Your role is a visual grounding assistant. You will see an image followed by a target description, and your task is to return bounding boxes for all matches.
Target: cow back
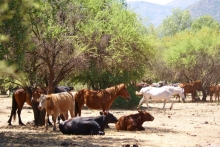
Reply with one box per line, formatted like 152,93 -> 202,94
55,92 -> 75,113
115,111 -> 154,131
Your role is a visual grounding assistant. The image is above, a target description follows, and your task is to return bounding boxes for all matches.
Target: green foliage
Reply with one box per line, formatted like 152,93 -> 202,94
163,25 -> 220,81
71,0 -> 154,88
0,0 -> 13,42
0,0 -> 39,65
111,85 -> 140,109
191,15 -> 220,31
159,8 -> 192,37
0,61 -> 30,87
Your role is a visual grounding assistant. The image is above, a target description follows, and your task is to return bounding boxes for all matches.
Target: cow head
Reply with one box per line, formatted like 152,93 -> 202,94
100,111 -> 118,124
178,87 -> 186,101
193,80 -> 203,91
38,94 -> 54,111
138,110 -> 154,122
117,83 -> 131,101
38,94 -> 47,110
31,87 -> 47,103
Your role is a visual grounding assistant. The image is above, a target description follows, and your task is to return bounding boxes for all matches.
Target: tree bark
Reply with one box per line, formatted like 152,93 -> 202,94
31,101 -> 46,126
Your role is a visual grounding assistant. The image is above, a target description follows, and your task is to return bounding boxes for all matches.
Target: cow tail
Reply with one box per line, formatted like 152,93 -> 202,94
75,101 -> 79,116
11,92 -> 17,120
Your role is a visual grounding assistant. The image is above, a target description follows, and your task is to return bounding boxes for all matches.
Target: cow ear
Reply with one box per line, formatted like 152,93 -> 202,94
46,95 -> 51,100
138,110 -> 142,113
103,111 -> 108,116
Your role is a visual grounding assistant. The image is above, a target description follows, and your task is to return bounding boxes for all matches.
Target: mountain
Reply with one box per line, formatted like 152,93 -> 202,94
126,1 -> 174,27
186,0 -> 220,22
166,0 -> 200,9
126,0 -> 200,27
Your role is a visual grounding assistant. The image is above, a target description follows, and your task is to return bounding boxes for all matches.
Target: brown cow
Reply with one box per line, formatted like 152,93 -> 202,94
207,84 -> 220,102
38,91 -> 76,131
179,80 -> 203,101
115,110 -> 154,131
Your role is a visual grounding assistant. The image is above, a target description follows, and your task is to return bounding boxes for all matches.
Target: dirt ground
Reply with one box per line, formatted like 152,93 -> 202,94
0,95 -> 220,147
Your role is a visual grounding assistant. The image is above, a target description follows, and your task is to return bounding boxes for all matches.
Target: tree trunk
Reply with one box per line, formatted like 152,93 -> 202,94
32,81 -> 56,126
31,101 -> 46,126
201,89 -> 207,101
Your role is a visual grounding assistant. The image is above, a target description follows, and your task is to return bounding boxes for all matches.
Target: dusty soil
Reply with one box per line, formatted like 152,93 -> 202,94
0,95 -> 220,147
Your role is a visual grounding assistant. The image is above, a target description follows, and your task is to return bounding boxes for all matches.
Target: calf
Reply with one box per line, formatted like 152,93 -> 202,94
115,110 -> 154,131
38,92 -> 76,131
59,112 -> 118,135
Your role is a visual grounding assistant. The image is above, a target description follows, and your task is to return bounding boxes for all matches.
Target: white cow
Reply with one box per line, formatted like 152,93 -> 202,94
136,86 -> 185,110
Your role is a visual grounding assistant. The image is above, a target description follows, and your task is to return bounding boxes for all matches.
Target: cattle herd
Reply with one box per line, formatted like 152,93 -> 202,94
7,80 -> 220,136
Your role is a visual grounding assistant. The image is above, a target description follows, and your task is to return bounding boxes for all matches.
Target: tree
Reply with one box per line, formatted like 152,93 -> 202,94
27,0 -> 154,113
191,15 -> 220,31
159,8 -> 192,37
29,0 -> 154,91
70,0 -> 154,89
163,27 -> 220,100
0,0 -> 39,65
29,0 -> 87,93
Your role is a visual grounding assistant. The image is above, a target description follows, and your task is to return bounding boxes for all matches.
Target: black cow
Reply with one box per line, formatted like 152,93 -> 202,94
59,112 -> 118,135
54,86 -> 74,93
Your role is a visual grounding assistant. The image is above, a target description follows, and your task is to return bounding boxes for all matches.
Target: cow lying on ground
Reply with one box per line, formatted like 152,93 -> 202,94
59,112 -> 118,135
115,110 -> 154,131
38,92 -> 76,131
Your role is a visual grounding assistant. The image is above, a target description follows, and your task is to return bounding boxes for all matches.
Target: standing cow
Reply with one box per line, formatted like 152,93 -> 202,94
38,92 -> 76,131
206,84 -> 220,102
179,80 -> 205,101
115,110 -> 154,131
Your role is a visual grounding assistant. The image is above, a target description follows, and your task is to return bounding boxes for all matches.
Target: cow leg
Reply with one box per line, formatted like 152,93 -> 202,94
63,112 -> 68,120
137,97 -> 145,109
45,113 -> 49,131
210,95 -> 213,102
127,125 -> 137,131
191,92 -> 195,102
8,107 -> 17,125
57,115 -> 60,124
169,99 -> 174,110
76,104 -> 83,116
52,114 -> 58,131
58,113 -> 66,123
17,109 -> 25,125
7,115 -> 13,126
145,97 -> 150,109
47,117 -> 52,126
69,110 -> 74,118
138,126 -> 145,130
163,99 -> 167,109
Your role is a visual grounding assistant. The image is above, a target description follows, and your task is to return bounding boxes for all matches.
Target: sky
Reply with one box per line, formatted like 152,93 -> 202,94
126,0 -> 174,5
